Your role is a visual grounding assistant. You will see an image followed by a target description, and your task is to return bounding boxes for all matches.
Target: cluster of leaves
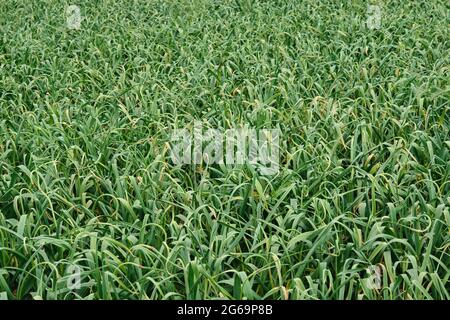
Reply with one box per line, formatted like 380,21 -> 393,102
0,0 -> 448,299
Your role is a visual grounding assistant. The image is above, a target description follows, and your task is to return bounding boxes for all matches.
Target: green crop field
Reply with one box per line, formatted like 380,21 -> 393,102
0,0 -> 449,300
